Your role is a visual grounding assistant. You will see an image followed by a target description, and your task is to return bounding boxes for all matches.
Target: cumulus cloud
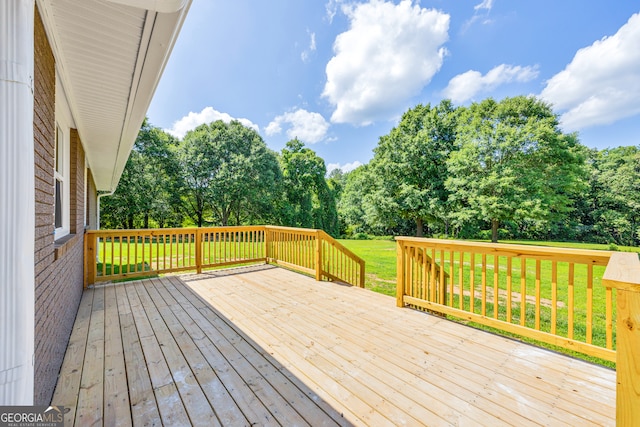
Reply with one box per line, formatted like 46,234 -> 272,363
166,107 -> 259,139
540,13 -> 640,131
322,0 -> 449,125
326,161 -> 363,174
442,64 -> 539,103
265,108 -> 330,144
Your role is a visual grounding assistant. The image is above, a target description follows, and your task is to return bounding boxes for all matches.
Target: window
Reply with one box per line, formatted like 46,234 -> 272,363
54,74 -> 71,240
54,126 -> 64,229
84,165 -> 88,228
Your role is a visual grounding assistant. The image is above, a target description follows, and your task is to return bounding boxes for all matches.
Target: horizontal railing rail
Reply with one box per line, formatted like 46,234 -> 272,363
395,237 -> 616,362
85,225 -> 365,289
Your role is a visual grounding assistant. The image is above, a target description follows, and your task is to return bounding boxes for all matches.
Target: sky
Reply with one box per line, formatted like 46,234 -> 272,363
147,0 -> 640,174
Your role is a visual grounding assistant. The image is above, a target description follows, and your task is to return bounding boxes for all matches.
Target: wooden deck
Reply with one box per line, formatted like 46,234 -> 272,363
52,264 -> 616,426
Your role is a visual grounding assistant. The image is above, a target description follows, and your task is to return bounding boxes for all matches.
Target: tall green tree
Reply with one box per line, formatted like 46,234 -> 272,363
135,121 -> 183,228
279,139 -> 339,236
101,119 -> 182,228
446,96 -> 585,242
337,165 -> 403,236
591,146 -> 640,245
178,120 -> 282,226
366,100 -> 459,236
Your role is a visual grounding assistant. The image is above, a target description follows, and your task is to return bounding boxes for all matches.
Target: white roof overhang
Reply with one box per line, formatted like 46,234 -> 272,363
36,0 -> 191,191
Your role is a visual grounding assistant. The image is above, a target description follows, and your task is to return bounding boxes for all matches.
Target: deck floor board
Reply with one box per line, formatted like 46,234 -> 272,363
52,264 -> 615,426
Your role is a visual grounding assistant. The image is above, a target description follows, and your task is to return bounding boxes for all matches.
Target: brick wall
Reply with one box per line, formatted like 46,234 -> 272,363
33,7 -> 85,405
69,129 -> 85,233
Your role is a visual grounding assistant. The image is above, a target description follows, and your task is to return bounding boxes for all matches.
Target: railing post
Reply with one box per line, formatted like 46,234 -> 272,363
396,239 -> 405,307
84,232 -> 96,288
602,252 -> 640,426
359,259 -> 365,288
315,230 -> 322,281
264,226 -> 271,263
195,228 -> 202,274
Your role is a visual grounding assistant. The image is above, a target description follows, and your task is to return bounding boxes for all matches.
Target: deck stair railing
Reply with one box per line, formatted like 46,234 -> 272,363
84,225 -> 364,289
396,237 -> 640,424
396,237 -> 615,361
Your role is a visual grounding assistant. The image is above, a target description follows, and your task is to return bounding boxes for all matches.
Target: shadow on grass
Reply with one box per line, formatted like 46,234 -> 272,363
96,262 -> 158,283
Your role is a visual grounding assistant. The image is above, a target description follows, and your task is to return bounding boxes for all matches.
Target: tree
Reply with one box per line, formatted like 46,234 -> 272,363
100,119 -> 182,228
366,100 -> 459,236
279,139 -> 339,236
446,96 -> 584,242
178,120 -> 282,226
592,146 -> 640,245
134,121 -> 183,228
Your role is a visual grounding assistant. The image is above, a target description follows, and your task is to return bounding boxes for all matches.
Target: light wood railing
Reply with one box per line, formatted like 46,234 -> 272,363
318,230 -> 366,287
602,252 -> 640,424
395,237 -> 616,362
263,226 -> 365,286
85,226 -> 365,288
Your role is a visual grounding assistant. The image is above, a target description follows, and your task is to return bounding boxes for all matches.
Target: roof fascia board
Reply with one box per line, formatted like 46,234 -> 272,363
103,0 -> 188,14
36,0 -> 192,192
107,3 -> 191,191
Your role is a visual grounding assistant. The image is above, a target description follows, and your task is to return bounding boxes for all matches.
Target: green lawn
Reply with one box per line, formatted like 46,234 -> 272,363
338,239 -> 397,295
95,237 -> 265,279
95,234 -> 635,366
339,237 -> 639,367
482,239 -> 640,253
339,238 -> 640,296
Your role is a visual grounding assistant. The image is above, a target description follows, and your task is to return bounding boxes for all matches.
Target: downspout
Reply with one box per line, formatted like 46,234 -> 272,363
0,0 -> 35,404
96,191 -> 115,231
96,191 -> 114,264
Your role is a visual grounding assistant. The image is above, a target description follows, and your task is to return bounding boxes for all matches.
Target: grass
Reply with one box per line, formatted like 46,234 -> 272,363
486,239 -> 640,253
338,239 -> 397,296
339,237 -> 640,368
95,233 -> 635,367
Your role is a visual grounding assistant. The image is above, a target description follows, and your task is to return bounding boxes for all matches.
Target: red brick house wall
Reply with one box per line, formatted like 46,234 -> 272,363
33,7 -> 86,405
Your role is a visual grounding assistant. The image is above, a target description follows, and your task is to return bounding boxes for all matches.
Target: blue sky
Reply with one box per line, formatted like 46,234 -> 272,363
147,0 -> 640,174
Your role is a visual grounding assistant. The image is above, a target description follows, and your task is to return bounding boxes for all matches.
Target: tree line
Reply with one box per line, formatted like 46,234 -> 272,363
101,119 -> 340,236
337,96 -> 640,245
102,95 -> 640,246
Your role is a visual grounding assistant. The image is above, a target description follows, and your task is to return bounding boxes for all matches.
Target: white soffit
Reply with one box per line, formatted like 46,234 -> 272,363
37,0 -> 190,191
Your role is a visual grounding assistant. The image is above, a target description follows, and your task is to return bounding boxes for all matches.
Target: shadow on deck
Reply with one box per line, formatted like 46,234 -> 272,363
52,264 -> 615,426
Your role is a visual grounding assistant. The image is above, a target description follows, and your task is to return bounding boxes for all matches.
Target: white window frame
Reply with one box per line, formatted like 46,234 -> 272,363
54,74 -> 71,241
84,163 -> 88,228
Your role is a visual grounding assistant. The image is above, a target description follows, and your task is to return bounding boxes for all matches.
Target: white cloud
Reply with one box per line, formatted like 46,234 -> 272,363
266,108 -> 330,144
540,13 -> 640,131
325,0 -> 343,24
327,161 -> 363,174
322,0 -> 449,125
301,31 -> 317,63
474,0 -> 494,12
443,64 -> 539,103
166,107 -> 259,139
462,0 -> 495,32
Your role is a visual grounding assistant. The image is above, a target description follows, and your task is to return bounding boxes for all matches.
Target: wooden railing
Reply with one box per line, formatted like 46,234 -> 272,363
395,237 -> 616,362
602,252 -> 640,423
85,225 -> 365,288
